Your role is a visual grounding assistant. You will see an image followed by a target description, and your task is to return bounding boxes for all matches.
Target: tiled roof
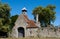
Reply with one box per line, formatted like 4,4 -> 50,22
23,14 -> 38,28
26,20 -> 38,28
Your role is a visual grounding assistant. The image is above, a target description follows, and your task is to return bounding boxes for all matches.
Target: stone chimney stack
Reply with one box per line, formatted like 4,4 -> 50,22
36,14 -> 41,28
36,14 -> 38,23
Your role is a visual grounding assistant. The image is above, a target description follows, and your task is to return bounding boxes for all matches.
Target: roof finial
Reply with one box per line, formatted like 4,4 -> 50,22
22,7 -> 27,10
22,7 -> 27,12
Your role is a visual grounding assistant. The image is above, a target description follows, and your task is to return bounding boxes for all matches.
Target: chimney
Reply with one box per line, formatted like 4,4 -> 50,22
36,14 -> 38,23
36,14 -> 41,28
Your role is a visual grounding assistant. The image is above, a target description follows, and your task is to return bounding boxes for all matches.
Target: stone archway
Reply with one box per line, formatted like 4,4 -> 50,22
18,27 -> 25,37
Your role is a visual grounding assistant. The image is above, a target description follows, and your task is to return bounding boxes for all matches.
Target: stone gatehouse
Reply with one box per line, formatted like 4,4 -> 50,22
11,7 -> 40,38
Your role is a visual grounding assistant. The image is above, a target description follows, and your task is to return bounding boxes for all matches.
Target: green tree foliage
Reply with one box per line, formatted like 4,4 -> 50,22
46,5 -> 56,25
0,3 -> 10,18
32,6 -> 43,22
0,3 -> 10,32
10,15 -> 18,30
0,3 -> 18,37
32,5 -> 56,27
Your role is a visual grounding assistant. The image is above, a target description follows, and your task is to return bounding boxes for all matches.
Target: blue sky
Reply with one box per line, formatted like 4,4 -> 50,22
1,0 -> 60,26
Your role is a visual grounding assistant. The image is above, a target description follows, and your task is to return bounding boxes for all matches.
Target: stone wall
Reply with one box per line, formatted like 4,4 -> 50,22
38,27 -> 60,37
26,28 -> 38,37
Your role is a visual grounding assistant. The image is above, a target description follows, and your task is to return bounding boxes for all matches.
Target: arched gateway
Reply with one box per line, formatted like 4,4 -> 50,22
18,27 -> 25,37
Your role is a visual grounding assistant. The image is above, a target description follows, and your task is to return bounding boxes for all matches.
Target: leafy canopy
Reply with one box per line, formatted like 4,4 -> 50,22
0,3 -> 10,32
32,5 -> 56,27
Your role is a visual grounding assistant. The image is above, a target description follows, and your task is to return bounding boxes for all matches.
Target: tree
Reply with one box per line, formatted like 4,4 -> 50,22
0,2 -> 10,37
32,5 -> 56,27
10,15 -> 18,30
0,3 -> 10,25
